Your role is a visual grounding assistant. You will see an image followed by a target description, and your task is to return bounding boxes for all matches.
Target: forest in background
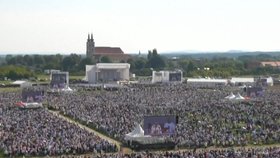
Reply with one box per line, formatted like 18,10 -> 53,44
1,50 -> 280,80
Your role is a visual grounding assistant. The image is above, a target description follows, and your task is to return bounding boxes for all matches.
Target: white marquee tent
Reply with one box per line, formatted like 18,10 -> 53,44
235,93 -> 245,100
225,92 -> 236,100
225,92 -> 245,100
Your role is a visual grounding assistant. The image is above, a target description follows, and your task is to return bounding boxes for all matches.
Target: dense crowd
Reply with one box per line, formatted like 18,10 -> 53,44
45,147 -> 280,158
1,82 -> 280,157
0,92 -> 117,157
48,84 -> 280,148
101,147 -> 280,158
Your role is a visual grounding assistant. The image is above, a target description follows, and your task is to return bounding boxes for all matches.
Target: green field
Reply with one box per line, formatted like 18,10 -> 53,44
37,74 -> 84,80
0,87 -> 21,92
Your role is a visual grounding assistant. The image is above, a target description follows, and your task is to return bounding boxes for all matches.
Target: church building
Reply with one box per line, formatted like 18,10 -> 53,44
86,34 -> 131,63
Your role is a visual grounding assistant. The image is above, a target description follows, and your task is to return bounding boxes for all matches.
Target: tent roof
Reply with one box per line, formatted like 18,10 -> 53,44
12,80 -> 28,85
187,78 -> 227,83
125,124 -> 144,138
231,77 -> 254,83
235,93 -> 245,100
225,92 -> 236,99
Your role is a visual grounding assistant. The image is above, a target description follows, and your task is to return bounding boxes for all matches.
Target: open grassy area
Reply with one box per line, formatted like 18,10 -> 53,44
0,80 -> 12,84
0,87 -> 21,92
36,74 -> 84,80
36,74 -> 50,81
0,149 -> 5,157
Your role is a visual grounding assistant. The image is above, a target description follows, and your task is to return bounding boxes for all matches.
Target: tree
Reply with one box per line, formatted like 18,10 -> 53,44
78,57 -> 94,71
61,54 -> 81,72
152,48 -> 158,56
127,58 -> 135,70
34,55 -> 45,66
187,61 -> 195,72
134,58 -> 147,69
23,55 -> 34,66
147,50 -> 152,60
0,65 -> 34,80
147,49 -> 165,69
149,55 -> 165,69
100,56 -> 112,63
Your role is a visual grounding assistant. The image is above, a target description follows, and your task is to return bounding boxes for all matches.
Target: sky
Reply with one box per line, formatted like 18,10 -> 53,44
0,0 -> 280,54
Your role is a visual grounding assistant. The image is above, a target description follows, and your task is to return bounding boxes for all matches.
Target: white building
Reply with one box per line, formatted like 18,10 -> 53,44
50,71 -> 69,89
85,63 -> 130,84
230,77 -> 255,86
152,70 -> 183,83
187,78 -> 228,86
12,80 -> 32,88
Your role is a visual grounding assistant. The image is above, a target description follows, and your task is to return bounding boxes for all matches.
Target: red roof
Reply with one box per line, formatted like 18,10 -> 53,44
260,61 -> 280,67
94,53 -> 131,61
95,47 -> 124,54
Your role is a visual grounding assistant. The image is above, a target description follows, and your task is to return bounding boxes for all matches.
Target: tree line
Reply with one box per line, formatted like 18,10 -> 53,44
1,51 -> 280,80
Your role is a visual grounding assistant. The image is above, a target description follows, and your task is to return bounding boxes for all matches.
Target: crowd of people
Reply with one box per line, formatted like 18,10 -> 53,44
36,147 -> 280,158
1,82 -> 280,157
47,84 -> 280,149
101,147 -> 280,158
0,92 -> 117,157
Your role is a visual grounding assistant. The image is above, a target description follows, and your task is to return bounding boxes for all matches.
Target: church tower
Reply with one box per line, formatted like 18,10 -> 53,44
86,33 -> 95,59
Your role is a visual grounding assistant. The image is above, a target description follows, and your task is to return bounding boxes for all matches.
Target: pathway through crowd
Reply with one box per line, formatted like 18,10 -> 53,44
47,109 -> 132,154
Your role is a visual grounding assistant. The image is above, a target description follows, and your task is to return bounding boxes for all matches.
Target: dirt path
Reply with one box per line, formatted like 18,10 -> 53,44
47,109 -> 280,157
47,109 -> 129,152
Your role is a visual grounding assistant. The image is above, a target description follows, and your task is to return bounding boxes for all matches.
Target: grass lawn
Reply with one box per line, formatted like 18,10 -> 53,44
0,87 -> 21,92
36,74 -> 50,81
0,80 -> 11,84
69,75 -> 84,80
0,151 -> 4,158
36,74 -> 84,80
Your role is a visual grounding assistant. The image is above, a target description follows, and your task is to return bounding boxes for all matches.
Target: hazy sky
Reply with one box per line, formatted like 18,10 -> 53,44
0,0 -> 280,54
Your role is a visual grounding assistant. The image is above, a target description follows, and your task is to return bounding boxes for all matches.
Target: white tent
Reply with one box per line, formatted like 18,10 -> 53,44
125,124 -> 145,139
225,92 -> 236,100
61,87 -> 73,92
125,124 -> 169,144
234,93 -> 245,100
12,80 -> 32,88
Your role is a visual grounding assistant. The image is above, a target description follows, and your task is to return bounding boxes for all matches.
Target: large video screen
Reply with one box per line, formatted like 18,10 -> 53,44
22,89 -> 44,103
246,87 -> 264,97
144,115 -> 177,136
50,73 -> 67,89
260,79 -> 268,87
169,72 -> 181,82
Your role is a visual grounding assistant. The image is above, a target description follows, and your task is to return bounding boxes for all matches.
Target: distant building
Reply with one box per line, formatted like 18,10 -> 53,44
152,70 -> 183,83
246,61 -> 261,69
44,69 -> 60,75
246,61 -> 280,69
12,80 -> 32,88
86,34 -> 131,63
230,77 -> 255,86
186,78 -> 228,87
260,61 -> 280,68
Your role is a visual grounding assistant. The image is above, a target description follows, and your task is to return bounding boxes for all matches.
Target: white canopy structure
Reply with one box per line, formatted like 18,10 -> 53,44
187,78 -> 228,86
61,87 -> 73,92
225,92 -> 236,100
86,63 -> 130,84
16,101 -> 43,109
230,77 -> 255,86
125,124 -> 145,139
12,80 -> 32,88
234,93 -> 245,100
125,124 -> 172,145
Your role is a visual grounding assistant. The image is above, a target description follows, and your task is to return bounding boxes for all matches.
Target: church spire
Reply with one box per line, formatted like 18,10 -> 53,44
88,33 -> 90,42
91,33 -> 93,42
